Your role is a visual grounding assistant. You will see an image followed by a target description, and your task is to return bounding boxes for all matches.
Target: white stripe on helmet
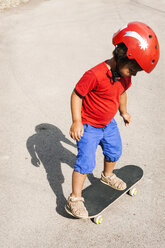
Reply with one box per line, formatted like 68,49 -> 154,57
124,31 -> 148,50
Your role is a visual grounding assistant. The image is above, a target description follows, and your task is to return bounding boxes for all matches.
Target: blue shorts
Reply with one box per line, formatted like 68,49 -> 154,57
74,118 -> 122,174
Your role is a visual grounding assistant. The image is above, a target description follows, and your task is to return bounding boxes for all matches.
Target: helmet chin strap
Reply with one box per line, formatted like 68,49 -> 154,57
110,65 -> 122,83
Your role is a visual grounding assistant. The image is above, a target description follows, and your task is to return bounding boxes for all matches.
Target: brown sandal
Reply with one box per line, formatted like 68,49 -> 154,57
65,195 -> 88,218
101,172 -> 127,190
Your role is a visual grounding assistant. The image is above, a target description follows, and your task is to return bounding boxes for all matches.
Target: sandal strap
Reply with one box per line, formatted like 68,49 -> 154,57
68,196 -> 85,202
102,172 -> 116,180
108,173 -> 117,180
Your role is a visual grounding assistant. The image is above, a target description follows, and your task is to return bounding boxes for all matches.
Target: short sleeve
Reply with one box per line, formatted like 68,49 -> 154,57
75,70 -> 98,97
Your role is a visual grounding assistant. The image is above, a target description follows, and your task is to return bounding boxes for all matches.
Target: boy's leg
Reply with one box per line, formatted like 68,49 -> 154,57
100,119 -> 126,190
71,170 -> 87,197
66,124 -> 102,218
102,159 -> 126,190
103,159 -> 116,177
66,170 -> 88,218
72,124 -> 102,193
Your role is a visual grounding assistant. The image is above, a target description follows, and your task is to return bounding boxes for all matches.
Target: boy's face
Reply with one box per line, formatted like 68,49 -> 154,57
119,64 -> 138,77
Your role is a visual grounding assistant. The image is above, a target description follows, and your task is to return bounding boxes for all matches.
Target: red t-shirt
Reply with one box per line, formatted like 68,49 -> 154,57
75,61 -> 132,127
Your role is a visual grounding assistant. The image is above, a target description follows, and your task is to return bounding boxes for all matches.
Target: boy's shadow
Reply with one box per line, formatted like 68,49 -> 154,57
26,123 -> 97,216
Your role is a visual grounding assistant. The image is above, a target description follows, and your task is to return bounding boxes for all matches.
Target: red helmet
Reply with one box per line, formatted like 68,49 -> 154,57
112,22 -> 160,73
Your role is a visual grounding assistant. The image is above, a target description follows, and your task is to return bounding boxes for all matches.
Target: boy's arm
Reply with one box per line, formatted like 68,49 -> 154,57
69,90 -> 84,141
119,91 -> 131,126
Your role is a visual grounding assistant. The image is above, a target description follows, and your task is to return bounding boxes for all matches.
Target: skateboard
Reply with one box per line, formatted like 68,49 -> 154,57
65,165 -> 143,224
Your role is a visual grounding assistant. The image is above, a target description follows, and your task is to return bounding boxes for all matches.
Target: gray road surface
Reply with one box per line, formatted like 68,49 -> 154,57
0,0 -> 165,247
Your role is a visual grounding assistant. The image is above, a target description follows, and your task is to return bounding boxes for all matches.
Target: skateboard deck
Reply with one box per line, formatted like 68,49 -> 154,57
65,165 -> 143,222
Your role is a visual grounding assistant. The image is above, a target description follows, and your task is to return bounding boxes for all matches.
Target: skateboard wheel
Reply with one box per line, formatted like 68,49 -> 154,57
93,215 -> 103,224
128,187 -> 137,196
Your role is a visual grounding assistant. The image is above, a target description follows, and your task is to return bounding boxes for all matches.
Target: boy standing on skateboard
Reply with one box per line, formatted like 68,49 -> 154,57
65,22 -> 159,218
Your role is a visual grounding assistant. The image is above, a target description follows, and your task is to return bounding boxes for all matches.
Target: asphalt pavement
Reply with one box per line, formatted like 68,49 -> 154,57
0,0 -> 165,247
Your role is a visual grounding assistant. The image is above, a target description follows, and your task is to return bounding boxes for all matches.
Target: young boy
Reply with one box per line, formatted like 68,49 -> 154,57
65,22 -> 160,218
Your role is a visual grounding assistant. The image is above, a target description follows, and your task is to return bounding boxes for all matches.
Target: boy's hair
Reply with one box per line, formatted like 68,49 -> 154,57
113,43 -> 143,72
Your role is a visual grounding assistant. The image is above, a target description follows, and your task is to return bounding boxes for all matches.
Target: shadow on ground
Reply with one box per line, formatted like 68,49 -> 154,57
26,123 -> 98,217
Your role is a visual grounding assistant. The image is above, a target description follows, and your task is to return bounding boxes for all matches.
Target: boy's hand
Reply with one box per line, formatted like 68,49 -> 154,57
69,121 -> 84,141
121,112 -> 131,126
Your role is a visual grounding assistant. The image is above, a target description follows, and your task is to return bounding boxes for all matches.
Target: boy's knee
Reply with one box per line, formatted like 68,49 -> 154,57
74,154 -> 96,174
